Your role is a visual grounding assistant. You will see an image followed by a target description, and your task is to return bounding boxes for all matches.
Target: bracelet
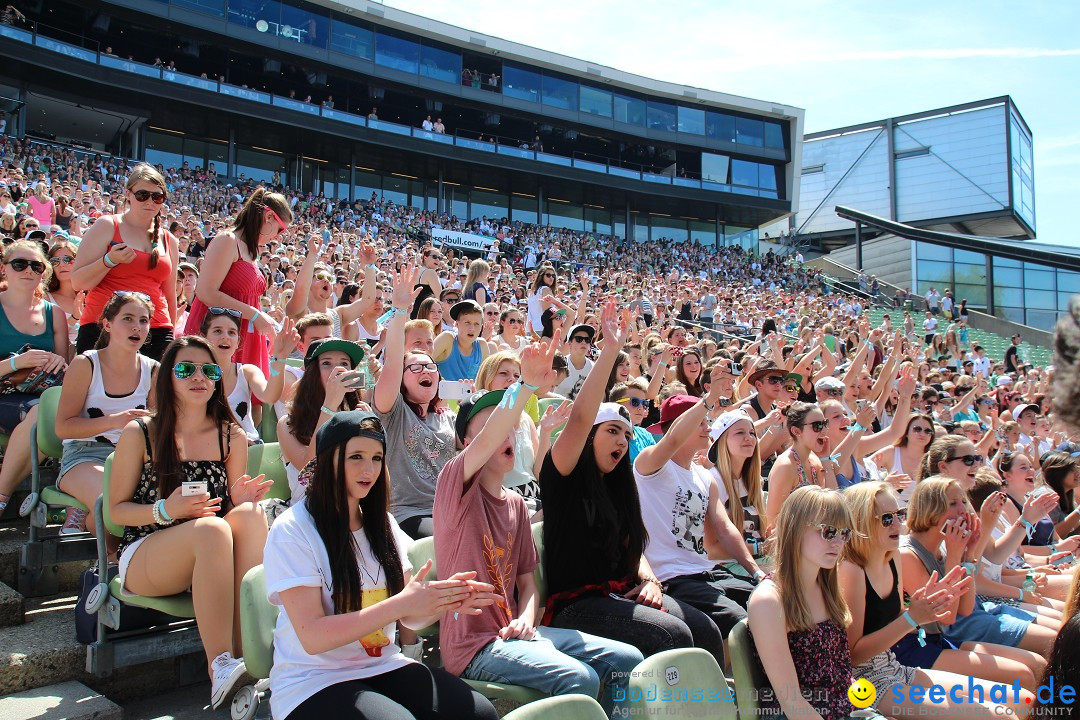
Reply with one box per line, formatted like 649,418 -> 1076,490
902,610 -> 926,647
8,356 -> 16,373
1017,518 -> 1035,538
248,310 -> 263,334
152,499 -> 174,526
376,306 -> 407,325
752,569 -> 766,584
641,576 -> 663,589
269,356 -> 284,378
158,498 -> 173,523
102,253 -> 117,268
657,361 -> 668,368
365,263 -> 377,271
960,561 -> 977,576
703,398 -> 716,412
1017,588 -> 1025,602
850,422 -> 867,432
320,405 -> 337,416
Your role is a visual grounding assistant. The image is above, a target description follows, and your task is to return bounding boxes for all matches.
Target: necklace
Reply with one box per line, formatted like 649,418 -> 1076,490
791,447 -> 819,487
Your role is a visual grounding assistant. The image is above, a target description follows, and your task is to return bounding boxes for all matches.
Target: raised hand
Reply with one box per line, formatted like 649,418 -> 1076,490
391,263 -> 422,310
539,400 -> 573,434
271,316 -> 301,358
359,241 -> 377,267
520,330 -> 563,390
230,473 -> 273,505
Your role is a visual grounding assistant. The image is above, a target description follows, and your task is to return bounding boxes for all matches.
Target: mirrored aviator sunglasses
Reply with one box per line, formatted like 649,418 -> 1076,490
815,523 -> 852,543
880,509 -> 907,528
173,361 -> 222,382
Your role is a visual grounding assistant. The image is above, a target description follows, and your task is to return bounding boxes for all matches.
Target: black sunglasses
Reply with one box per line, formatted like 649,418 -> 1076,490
405,362 -> 438,374
209,307 -> 243,318
131,189 -> 167,204
571,336 -> 592,344
804,419 -> 829,432
7,258 -> 46,274
763,375 -> 785,385
948,454 -> 984,466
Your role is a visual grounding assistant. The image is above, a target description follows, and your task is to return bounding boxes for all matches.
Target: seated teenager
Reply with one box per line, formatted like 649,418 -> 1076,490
55,292 -> 157,539
839,482 -> 1037,712
634,395 -> 766,667
373,265 -> 456,540
539,301 -> 722,661
264,410 -> 499,720
201,307 -> 299,443
274,312 -> 333,420
433,299 -> 491,382
109,336 -> 270,709
435,335 -> 642,714
278,338 -> 364,503
765,402 -> 836,533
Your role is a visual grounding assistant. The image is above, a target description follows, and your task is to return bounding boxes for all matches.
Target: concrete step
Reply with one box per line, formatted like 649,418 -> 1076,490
0,592 -> 86,697
0,579 -> 24,626
0,681 -> 121,720
0,517 -> 91,595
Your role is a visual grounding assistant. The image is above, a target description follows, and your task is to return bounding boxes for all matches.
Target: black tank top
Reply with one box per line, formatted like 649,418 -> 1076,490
863,559 -> 901,636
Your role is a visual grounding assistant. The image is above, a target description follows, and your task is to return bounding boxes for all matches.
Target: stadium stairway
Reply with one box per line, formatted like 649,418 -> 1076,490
863,307 -> 1051,367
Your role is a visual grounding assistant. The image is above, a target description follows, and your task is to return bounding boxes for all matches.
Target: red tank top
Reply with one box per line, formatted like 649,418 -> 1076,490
81,215 -> 174,328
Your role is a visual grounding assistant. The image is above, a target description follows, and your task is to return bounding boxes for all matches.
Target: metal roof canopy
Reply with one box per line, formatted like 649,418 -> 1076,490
834,205 -> 1080,273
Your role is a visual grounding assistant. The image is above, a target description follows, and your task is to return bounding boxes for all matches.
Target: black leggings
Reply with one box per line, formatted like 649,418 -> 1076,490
286,663 -> 498,720
76,324 -> 173,360
399,515 -> 434,540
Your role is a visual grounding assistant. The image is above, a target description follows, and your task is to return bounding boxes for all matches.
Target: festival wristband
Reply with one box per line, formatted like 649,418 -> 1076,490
320,405 -> 337,416
158,498 -> 173,523
102,253 -> 117,268
1017,588 -> 1025,602
902,610 -> 926,647
8,356 -> 17,373
376,306 -> 407,325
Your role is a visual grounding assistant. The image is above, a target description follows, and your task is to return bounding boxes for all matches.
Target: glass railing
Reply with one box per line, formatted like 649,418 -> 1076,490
1,23 -> 783,199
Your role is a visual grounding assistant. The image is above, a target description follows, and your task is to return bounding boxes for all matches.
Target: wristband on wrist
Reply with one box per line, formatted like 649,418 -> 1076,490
902,610 -> 926,647
158,499 -> 173,522
320,405 -> 337,416
102,253 -> 117,268
152,499 -> 173,526
1017,588 -> 1025,602
657,360 -> 668,368
8,356 -> 17,373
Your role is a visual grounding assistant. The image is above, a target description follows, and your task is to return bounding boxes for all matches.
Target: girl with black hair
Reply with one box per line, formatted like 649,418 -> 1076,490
182,186 -> 292,375
539,301 -> 718,659
109,336 -> 271,709
55,292 -> 156,539
264,410 -> 499,720
71,163 -> 178,359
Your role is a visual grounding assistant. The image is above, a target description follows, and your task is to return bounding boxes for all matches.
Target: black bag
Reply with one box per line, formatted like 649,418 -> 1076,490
74,564 -> 176,644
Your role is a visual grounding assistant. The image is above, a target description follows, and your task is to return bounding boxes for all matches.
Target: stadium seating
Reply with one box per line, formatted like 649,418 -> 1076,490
624,648 -> 737,720
500,695 -> 608,720
233,565 -> 274,720
18,386 -> 95,597
247,442 -> 289,502
728,618 -> 768,720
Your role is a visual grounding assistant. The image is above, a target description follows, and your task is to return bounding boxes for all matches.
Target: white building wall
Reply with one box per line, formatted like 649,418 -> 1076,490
796,128 -> 890,235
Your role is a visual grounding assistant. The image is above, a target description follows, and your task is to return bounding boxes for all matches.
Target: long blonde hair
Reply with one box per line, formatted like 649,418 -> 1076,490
772,485 -> 852,632
475,350 -> 520,391
907,476 -> 966,533
708,418 -> 764,528
842,482 -> 894,567
464,259 -> 490,296
1,240 -> 53,300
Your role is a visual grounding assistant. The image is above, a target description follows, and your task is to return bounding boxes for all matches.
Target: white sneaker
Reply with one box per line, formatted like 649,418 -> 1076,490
209,651 -> 247,709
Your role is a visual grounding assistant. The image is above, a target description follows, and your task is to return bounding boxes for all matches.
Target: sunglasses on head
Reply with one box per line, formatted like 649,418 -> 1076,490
130,189 -> 167,204
616,397 -> 653,410
173,361 -> 222,381
209,306 -> 243,318
115,290 -> 152,303
405,362 -> 438,374
804,419 -> 829,432
814,523 -> 852,543
7,258 -> 46,274
880,508 -> 907,528
948,453 -> 984,466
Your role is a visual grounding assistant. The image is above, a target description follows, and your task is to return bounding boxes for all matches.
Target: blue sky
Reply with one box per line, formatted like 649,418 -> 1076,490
386,0 -> 1079,246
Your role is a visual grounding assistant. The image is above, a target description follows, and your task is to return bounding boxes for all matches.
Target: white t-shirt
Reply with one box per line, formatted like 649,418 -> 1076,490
692,464 -> 763,554
634,459 -> 714,582
264,501 -> 415,719
555,355 -> 593,400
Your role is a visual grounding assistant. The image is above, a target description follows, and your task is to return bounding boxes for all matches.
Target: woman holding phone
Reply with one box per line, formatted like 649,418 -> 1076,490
277,339 -> 365,503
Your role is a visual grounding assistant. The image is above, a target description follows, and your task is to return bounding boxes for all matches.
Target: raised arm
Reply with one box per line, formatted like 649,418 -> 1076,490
285,234 -> 320,319
335,243 -> 379,325
550,301 -> 626,476
373,263 -> 422,415
636,379 -> 722,476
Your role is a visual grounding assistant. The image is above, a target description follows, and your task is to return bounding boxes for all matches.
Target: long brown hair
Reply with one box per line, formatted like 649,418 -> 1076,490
306,416 -> 405,614
232,187 -> 292,260
286,357 -> 360,446
150,337 -> 239,498
94,292 -> 154,350
125,163 -> 168,270
708,417 -> 764,527
46,240 -> 76,293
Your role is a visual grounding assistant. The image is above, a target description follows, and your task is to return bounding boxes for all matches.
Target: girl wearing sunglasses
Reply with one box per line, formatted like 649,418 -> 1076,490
46,240 -> 81,347
873,412 -> 937,508
72,164 -> 177,361
841,483 -> 1037,715
903,478 -> 1055,672
109,336 -> 271,710
53,292 -> 156,541
200,308 -> 299,444
494,308 -> 527,356
373,265 -> 456,540
765,402 -> 836,534
183,187 -> 293,376
746,486 -> 859,720
285,242 -> 377,340
0,240 -> 70,516
526,263 -> 556,338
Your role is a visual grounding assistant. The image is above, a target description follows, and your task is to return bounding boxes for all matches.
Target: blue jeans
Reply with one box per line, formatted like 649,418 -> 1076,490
462,626 -> 642,716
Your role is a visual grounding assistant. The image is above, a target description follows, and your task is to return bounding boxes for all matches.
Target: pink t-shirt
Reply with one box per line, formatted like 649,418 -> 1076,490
433,452 -> 537,676
26,195 -> 54,226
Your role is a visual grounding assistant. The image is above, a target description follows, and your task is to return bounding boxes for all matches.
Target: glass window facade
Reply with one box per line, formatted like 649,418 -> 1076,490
735,117 -> 764,147
542,73 -> 578,111
915,242 -> 1074,330
330,17 -> 373,59
647,101 -> 676,132
614,93 -> 646,126
420,41 -> 460,83
374,29 -> 419,74
1010,109 -> 1035,230
511,194 -> 537,225
677,106 -> 705,135
764,121 -> 785,149
227,0 -> 280,30
279,0 -> 328,48
173,0 -> 224,16
503,63 -> 541,103
580,85 -> 612,118
707,112 -> 736,143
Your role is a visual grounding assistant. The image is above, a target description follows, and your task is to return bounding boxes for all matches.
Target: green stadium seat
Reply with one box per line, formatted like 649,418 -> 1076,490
499,695 -> 607,720
232,565 -> 274,720
247,442 -> 289,502
729,619 -> 768,720
625,648 -> 737,720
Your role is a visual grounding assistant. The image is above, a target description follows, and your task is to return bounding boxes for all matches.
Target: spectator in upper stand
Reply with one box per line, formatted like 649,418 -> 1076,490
926,286 -> 941,315
433,117 -> 446,134
531,135 -> 543,152
421,115 -> 434,132
1005,333 -> 1022,375
367,107 -> 378,120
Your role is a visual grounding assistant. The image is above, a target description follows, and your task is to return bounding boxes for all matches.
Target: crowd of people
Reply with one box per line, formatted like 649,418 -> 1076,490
1,134 -> 1078,720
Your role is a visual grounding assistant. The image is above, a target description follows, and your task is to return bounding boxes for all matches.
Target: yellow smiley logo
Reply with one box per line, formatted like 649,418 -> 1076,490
848,678 -> 877,709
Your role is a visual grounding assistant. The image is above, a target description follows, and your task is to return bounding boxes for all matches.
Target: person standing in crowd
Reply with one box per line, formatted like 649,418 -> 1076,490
184,187 -> 292,375
72,163 -> 178,359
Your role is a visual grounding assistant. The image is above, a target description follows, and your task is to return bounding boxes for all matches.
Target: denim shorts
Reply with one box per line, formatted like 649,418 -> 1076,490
59,440 -> 115,479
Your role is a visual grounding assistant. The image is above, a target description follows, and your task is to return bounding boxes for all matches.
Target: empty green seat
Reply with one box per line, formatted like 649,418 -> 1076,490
500,695 -> 607,720
247,442 -> 289,502
626,648 -> 736,720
